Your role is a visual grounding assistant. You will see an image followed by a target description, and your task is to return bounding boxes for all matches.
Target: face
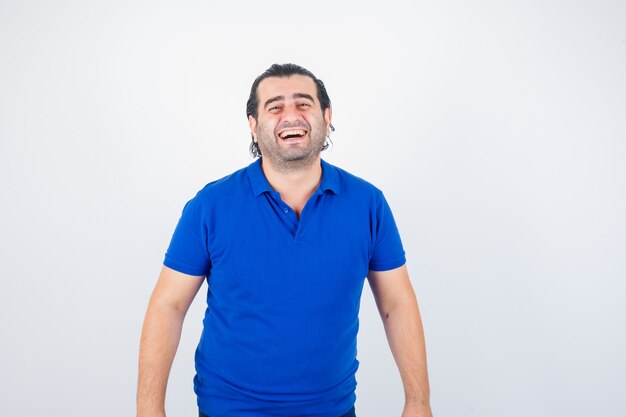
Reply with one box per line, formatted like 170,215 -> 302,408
249,75 -> 332,171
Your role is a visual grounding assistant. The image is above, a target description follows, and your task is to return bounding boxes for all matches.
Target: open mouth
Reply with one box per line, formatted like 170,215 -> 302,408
278,129 -> 308,140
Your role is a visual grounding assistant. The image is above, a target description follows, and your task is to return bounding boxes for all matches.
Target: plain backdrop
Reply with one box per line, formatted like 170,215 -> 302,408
1,1 -> 625,416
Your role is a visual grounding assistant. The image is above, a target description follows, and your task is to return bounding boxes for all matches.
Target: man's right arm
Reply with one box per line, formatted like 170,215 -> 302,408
137,265 -> 205,417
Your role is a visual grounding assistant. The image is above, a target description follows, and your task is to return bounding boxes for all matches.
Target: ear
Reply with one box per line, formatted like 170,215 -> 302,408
248,115 -> 258,141
324,108 -> 332,135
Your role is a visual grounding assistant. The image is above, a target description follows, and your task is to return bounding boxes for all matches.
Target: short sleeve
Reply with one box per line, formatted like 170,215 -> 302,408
368,192 -> 406,271
163,196 -> 211,276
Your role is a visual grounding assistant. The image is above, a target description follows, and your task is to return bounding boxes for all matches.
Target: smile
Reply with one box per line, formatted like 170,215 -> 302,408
278,129 -> 308,140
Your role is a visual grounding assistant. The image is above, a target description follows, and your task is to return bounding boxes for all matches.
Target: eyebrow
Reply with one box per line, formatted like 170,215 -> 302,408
263,93 -> 315,109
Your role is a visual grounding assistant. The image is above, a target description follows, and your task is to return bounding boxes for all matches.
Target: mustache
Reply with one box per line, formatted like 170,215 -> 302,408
275,121 -> 311,133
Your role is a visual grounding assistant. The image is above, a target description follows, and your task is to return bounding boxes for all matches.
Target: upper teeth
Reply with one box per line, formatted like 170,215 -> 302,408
279,130 -> 306,138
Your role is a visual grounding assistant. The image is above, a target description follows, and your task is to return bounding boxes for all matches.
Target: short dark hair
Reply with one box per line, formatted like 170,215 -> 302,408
246,63 -> 333,157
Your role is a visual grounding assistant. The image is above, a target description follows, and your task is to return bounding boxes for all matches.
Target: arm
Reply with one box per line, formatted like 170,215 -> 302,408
367,264 -> 433,417
137,265 -> 205,417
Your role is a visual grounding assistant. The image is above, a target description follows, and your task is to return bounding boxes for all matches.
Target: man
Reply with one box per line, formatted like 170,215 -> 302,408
137,63 -> 432,417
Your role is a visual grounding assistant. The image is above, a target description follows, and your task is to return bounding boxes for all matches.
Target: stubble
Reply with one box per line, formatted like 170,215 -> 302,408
255,119 -> 327,173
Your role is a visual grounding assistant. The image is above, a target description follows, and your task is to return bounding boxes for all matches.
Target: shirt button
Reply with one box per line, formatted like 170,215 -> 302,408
283,207 -> 289,213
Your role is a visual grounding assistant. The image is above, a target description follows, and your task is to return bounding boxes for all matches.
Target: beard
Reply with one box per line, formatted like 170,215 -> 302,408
255,118 -> 327,172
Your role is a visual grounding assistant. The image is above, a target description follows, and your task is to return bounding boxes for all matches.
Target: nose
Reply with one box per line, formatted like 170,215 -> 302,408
281,101 -> 303,123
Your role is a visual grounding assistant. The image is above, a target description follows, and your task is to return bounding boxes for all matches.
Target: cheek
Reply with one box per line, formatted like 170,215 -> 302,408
261,118 -> 279,132
259,122 -> 278,138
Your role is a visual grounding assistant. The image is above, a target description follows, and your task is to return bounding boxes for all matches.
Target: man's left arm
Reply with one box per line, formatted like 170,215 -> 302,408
367,264 -> 433,417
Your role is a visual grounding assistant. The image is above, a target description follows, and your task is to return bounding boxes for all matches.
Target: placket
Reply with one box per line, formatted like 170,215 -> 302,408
265,191 -> 300,239
264,190 -> 323,241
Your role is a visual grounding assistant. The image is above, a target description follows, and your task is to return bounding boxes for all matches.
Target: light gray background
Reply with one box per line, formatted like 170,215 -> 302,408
1,1 -> 625,416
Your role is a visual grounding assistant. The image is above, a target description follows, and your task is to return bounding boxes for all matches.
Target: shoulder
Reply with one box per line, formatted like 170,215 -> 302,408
199,166 -> 248,196
184,164 -> 251,210
323,160 -> 385,201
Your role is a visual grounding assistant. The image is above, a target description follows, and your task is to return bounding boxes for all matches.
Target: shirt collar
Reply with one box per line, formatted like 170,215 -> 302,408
247,158 -> 341,197
318,159 -> 340,195
247,158 -> 273,197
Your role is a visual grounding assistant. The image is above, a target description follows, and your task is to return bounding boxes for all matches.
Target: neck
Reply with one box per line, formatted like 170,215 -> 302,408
261,157 -> 322,213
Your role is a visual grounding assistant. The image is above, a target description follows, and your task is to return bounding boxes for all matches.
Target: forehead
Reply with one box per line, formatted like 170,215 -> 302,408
256,75 -> 318,102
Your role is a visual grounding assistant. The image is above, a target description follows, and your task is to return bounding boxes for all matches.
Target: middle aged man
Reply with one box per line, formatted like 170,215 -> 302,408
137,63 -> 432,417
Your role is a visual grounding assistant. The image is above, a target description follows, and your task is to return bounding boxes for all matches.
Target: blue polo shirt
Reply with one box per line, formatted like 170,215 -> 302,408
164,158 -> 406,417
